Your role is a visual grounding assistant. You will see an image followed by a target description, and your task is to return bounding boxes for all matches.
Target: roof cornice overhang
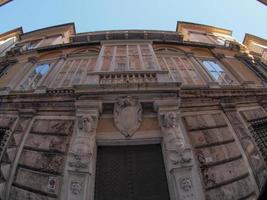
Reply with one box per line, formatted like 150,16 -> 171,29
34,40 -> 220,53
176,21 -> 232,36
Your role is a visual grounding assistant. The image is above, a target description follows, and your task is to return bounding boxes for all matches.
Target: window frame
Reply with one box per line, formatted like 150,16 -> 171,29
199,58 -> 236,85
188,31 -> 226,46
49,51 -> 99,88
97,42 -> 160,72
17,59 -> 55,90
155,48 -> 206,85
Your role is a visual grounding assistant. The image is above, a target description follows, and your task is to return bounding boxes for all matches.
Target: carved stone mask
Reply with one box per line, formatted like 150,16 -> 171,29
179,177 -> 192,192
70,181 -> 82,195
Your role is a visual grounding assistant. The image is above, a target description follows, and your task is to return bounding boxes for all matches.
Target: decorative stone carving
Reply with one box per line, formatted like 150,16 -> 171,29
159,112 -> 192,170
47,177 -> 57,193
77,115 -> 95,134
68,114 -> 97,173
68,153 -> 88,169
114,96 -> 142,137
61,101 -> 102,200
70,180 -> 83,195
179,176 -> 193,192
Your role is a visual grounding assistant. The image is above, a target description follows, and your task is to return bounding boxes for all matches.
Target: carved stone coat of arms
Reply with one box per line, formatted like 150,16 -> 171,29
114,96 -> 142,137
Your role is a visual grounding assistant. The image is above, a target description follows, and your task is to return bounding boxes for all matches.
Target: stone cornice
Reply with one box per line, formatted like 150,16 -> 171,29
180,87 -> 267,98
1,85 -> 267,101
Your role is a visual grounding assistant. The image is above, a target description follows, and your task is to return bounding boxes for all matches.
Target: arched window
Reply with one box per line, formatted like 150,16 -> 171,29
17,61 -> 54,90
155,48 -> 205,85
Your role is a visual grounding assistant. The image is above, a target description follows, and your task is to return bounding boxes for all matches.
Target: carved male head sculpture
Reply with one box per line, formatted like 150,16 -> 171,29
161,112 -> 178,128
179,177 -> 192,192
77,115 -> 94,133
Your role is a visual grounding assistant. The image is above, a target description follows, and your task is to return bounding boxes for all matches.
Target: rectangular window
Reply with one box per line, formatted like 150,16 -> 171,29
189,31 -> 226,45
99,44 -> 158,71
0,37 -> 16,56
51,57 -> 97,88
25,40 -> 41,50
249,118 -> 267,161
202,60 -> 233,85
19,63 -> 50,90
157,54 -> 205,85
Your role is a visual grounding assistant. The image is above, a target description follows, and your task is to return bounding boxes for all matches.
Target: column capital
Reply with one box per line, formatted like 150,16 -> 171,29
153,99 -> 180,114
75,100 -> 102,116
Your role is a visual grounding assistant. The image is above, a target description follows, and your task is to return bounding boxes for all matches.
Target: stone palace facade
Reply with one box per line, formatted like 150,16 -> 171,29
0,21 -> 267,200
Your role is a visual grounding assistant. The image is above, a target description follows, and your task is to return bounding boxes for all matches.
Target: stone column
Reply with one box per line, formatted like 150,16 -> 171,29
61,100 -> 102,200
154,99 -> 204,200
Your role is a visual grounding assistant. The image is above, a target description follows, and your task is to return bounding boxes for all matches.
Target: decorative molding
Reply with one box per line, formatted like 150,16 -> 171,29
154,99 -> 204,200
70,180 -> 83,195
114,96 -> 142,137
61,101 -> 102,200
179,176 -> 193,192
159,111 -> 192,170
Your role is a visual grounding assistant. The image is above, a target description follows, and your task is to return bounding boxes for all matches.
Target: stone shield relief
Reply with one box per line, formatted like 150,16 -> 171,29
114,96 -> 142,137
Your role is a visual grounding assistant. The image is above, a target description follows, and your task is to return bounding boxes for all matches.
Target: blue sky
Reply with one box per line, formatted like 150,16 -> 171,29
0,0 -> 266,42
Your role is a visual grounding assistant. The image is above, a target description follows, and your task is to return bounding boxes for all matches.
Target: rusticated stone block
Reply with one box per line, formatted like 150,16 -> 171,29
0,116 -> 16,128
15,167 -> 61,195
196,142 -> 241,165
10,186 -> 56,200
19,150 -> 64,173
25,134 -> 69,152
31,119 -> 74,135
184,113 -> 226,131
202,158 -> 248,188
190,127 -> 234,147
206,176 -> 255,200
241,108 -> 267,122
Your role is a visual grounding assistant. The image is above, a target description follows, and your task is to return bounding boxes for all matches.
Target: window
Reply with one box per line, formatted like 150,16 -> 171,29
189,31 -> 226,46
99,44 -> 158,71
202,60 -> 233,85
25,40 -> 41,50
249,118 -> 267,161
19,63 -> 50,90
0,64 -> 10,78
0,37 -> 16,56
51,54 -> 98,88
156,49 -> 205,85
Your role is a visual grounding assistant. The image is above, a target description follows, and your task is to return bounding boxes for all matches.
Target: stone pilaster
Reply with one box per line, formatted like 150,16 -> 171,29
221,101 -> 267,193
154,99 -> 204,200
4,109 -> 36,200
60,100 -> 102,200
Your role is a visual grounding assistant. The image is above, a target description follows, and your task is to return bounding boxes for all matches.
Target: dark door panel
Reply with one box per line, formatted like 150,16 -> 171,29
94,144 -> 170,200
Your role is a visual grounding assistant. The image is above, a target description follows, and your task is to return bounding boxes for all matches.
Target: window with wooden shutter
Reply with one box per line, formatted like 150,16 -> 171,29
18,63 -> 51,90
156,48 -> 205,85
50,50 -> 99,88
98,43 -> 158,71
